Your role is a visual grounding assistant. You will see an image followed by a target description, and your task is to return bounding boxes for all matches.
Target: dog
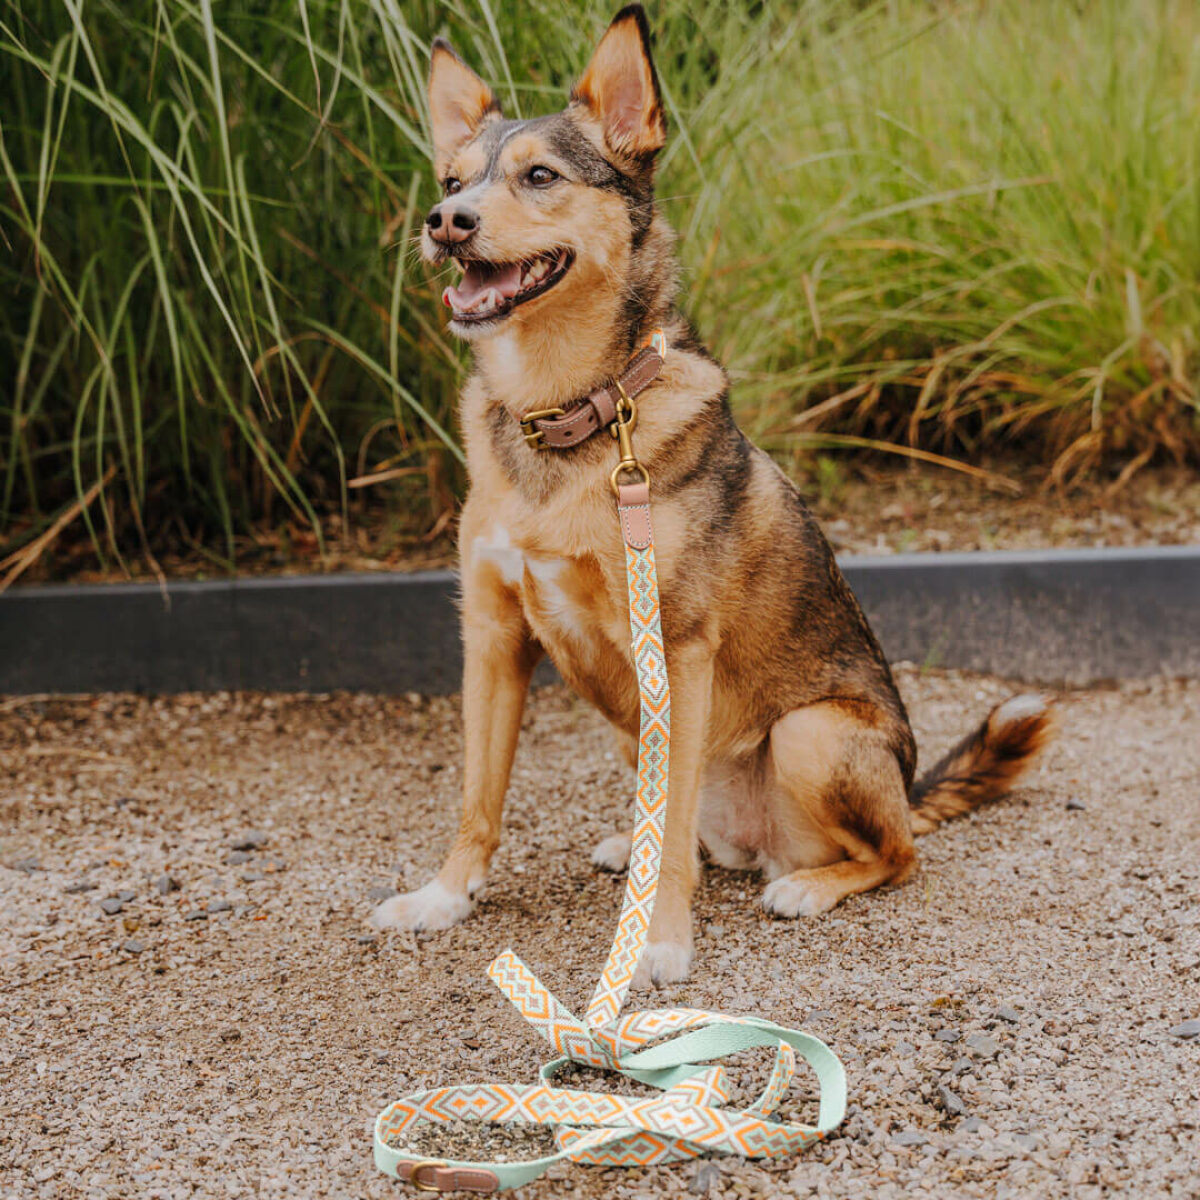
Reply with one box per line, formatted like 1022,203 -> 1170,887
371,5 -> 1054,985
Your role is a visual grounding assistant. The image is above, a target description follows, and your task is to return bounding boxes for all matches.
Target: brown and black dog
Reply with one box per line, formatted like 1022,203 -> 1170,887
371,6 -> 1054,985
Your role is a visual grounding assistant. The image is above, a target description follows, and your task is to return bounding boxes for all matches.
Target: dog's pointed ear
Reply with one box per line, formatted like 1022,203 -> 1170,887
428,37 -> 500,168
571,5 -> 666,159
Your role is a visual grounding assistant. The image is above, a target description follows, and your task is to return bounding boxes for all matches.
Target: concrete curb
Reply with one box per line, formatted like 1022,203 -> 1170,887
2,546 -> 1197,694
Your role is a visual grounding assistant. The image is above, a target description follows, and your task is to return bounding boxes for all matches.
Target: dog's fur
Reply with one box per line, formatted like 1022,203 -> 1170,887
372,6 -> 1054,984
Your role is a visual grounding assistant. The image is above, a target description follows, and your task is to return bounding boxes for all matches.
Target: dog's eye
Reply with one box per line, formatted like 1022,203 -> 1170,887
527,166 -> 559,187
443,177 -> 462,196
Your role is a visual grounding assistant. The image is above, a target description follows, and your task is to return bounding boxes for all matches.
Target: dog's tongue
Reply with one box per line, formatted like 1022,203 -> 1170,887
443,261 -> 522,312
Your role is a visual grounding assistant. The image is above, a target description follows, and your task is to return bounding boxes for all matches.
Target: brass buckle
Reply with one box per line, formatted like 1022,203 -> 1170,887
409,1159 -> 447,1191
519,407 -> 564,449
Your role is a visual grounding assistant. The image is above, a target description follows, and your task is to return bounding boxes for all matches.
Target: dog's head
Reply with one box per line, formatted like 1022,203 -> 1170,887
422,5 -> 668,345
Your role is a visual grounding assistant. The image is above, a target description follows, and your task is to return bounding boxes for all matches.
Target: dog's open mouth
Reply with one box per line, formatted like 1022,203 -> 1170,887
442,248 -> 574,324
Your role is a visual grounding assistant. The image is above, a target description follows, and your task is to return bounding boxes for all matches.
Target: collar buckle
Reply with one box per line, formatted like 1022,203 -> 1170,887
519,407 -> 565,449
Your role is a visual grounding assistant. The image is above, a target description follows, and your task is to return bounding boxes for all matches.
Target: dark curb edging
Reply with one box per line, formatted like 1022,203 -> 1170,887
1,546 -> 1197,694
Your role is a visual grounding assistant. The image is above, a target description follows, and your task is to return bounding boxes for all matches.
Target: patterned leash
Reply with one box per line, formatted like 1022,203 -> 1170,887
374,335 -> 846,1192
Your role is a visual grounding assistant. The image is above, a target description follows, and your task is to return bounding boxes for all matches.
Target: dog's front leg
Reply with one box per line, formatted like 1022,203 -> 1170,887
633,644 -> 713,987
372,563 -> 540,931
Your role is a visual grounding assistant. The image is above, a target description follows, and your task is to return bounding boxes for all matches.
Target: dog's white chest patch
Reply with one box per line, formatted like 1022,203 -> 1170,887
472,524 -> 525,585
525,555 -> 583,637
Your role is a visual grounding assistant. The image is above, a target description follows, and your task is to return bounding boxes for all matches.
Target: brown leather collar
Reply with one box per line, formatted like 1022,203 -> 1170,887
519,344 -> 664,450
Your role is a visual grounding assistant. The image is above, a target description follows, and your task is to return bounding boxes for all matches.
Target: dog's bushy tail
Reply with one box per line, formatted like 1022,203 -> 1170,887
909,694 -> 1055,834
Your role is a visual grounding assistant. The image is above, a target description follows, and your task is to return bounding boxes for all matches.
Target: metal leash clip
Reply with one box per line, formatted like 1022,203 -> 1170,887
609,380 -> 649,494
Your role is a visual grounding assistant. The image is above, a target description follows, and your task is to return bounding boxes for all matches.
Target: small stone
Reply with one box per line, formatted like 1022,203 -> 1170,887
357,934 -> 378,945
1065,798 -> 1086,811
219,1027 -> 242,1042
99,897 -> 124,915
117,889 -> 137,903
240,870 -> 266,883
183,909 -> 208,922
207,898 -> 233,914
157,874 -> 180,895
961,1117 -> 984,1133
934,1028 -> 961,1043
707,924 -> 726,938
9,857 -> 42,873
231,830 -> 269,851
1168,1019 -> 1200,1039
1012,1133 -> 1038,1152
965,1034 -> 1000,1058
64,881 -> 97,894
1042,1019 -> 1070,1036
368,886 -> 398,904
227,850 -> 251,866
688,1161 -> 721,1193
937,1085 -> 966,1116
805,1009 -> 834,1024
994,1005 -> 1021,1024
893,1130 -> 928,1147
949,1057 -> 973,1075
122,938 -> 145,954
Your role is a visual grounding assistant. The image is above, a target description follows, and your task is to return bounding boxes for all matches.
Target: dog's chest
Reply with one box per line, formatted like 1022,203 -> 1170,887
471,524 -> 621,652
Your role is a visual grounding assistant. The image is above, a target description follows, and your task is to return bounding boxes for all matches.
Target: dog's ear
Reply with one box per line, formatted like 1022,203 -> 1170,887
572,5 -> 666,159
428,38 -> 500,168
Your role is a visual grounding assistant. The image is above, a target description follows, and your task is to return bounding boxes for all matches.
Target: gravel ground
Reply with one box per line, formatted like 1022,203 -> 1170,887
2,668 -> 1198,1199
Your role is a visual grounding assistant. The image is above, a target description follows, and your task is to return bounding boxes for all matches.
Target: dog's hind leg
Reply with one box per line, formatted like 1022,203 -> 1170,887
760,701 -> 916,918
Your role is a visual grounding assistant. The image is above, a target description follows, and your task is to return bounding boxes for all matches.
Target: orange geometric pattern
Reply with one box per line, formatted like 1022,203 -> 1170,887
373,489 -> 845,1190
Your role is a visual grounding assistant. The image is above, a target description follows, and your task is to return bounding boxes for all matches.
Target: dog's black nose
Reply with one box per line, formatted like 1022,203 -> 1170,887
426,203 -> 479,244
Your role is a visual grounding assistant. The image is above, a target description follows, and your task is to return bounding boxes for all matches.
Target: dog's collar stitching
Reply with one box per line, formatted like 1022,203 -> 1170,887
519,333 -> 666,452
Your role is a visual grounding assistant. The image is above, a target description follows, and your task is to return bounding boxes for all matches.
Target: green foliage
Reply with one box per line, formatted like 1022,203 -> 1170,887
1,0 -> 1198,572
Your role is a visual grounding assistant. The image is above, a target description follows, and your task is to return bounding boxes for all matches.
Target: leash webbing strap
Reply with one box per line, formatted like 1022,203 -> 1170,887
374,345 -> 846,1190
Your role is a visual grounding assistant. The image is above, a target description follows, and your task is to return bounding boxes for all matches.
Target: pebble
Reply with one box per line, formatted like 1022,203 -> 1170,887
357,934 -> 378,945
231,830 -> 269,851
965,1035 -> 1000,1058
240,870 -> 266,883
156,874 -> 180,895
1066,798 -> 1087,811
64,881 -> 97,894
99,897 -> 125,915
220,1027 -> 242,1042
368,886 -> 398,904
937,1085 -> 966,1116
117,889 -> 137,902
183,909 -> 208,922
961,1117 -> 984,1133
934,1028 -> 961,1043
227,850 -> 252,866
9,857 -> 42,872
993,1006 -> 1021,1024
122,938 -> 145,954
893,1130 -> 928,1147
207,898 -> 233,914
1168,1019 -> 1200,1039
688,1161 -> 722,1193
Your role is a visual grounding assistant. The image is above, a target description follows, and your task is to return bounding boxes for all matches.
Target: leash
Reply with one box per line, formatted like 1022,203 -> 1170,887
373,333 -> 847,1192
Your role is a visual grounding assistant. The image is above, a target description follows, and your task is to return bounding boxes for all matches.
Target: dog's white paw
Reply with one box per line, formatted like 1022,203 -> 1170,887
633,940 -> 694,987
371,880 -> 473,931
591,832 -> 632,873
762,875 -> 831,918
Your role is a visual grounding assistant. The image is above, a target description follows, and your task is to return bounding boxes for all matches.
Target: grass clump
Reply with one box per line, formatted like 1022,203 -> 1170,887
1,0 -> 1197,579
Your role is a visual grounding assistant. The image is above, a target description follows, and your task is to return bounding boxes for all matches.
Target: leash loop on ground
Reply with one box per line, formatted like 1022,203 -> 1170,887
375,335 -> 846,1190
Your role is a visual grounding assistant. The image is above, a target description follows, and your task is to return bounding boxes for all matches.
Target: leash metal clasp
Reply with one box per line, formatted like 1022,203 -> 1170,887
520,407 -> 565,449
609,383 -> 648,494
